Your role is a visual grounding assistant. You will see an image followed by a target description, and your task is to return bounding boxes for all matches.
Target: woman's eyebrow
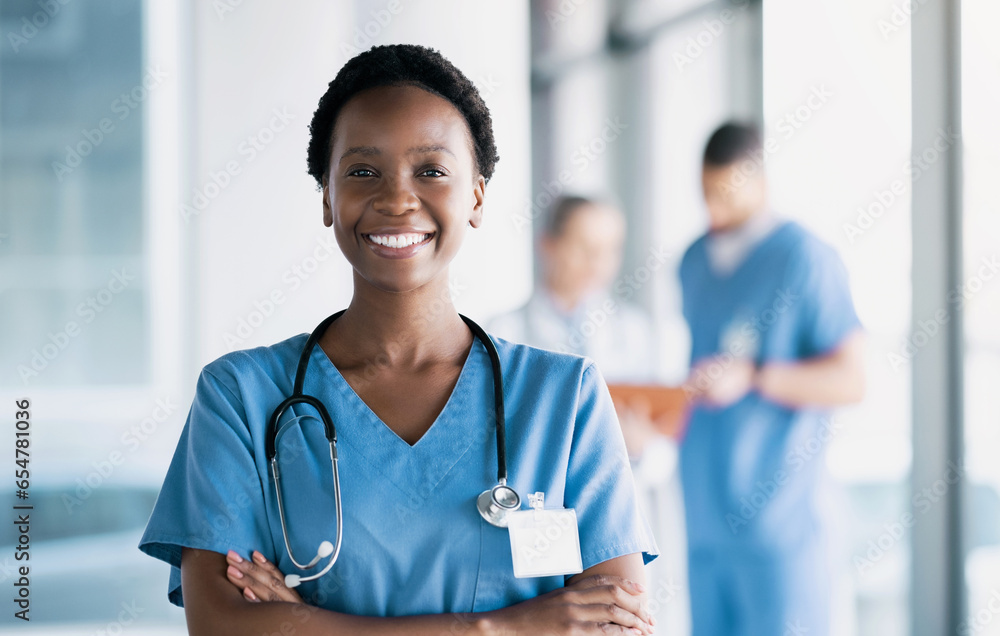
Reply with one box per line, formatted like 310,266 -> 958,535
407,144 -> 455,158
339,144 -> 455,162
339,146 -> 380,162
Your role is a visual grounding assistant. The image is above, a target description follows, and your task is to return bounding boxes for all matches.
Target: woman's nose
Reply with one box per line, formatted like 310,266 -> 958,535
373,175 -> 419,215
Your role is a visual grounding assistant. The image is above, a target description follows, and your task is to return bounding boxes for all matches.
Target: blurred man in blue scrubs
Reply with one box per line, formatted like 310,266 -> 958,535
679,122 -> 866,636
491,195 -> 690,633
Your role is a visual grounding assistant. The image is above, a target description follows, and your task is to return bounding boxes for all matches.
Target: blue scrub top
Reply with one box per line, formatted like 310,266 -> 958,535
679,221 -> 861,551
138,332 -> 657,615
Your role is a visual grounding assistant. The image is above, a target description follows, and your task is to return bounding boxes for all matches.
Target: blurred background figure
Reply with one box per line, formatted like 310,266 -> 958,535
678,122 -> 866,636
490,194 -> 690,634
490,196 -> 646,373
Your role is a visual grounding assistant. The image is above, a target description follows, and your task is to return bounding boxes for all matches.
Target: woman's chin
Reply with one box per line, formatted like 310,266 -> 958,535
358,271 -> 437,296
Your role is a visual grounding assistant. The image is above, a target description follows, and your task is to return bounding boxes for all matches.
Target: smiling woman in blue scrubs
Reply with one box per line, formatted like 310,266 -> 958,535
138,44 -> 657,636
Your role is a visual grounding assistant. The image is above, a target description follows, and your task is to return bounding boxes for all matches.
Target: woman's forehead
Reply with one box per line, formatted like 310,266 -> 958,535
332,84 -> 474,157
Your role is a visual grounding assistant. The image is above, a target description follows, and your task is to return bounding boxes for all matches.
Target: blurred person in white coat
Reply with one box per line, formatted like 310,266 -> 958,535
490,194 -> 690,633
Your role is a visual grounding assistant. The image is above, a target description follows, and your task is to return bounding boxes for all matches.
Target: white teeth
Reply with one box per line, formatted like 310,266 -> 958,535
367,233 -> 430,248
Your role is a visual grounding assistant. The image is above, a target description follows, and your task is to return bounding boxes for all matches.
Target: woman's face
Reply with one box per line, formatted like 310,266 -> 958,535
323,84 -> 485,294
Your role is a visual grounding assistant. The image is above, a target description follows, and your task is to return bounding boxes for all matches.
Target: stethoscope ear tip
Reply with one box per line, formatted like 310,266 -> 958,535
318,540 -> 334,558
285,574 -> 301,588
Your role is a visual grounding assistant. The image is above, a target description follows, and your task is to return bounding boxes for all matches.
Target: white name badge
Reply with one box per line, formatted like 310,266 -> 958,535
507,499 -> 583,579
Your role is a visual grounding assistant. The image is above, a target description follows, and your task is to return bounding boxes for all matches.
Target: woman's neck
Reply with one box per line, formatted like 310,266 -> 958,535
320,272 -> 471,371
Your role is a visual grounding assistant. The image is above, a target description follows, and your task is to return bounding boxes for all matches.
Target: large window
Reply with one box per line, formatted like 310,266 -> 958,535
1,0 -> 147,387
764,2 -> 913,634
0,1 -> 186,632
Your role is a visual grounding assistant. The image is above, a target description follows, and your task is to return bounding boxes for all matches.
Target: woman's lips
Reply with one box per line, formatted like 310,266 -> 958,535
361,232 -> 434,259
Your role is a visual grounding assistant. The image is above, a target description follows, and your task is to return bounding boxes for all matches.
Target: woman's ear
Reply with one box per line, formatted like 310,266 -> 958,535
468,175 -> 486,228
322,178 -> 333,227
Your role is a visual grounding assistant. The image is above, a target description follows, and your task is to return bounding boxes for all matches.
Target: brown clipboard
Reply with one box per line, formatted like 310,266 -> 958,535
607,384 -> 690,440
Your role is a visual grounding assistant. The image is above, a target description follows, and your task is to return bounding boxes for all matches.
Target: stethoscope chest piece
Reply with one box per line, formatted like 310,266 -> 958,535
477,482 -> 521,528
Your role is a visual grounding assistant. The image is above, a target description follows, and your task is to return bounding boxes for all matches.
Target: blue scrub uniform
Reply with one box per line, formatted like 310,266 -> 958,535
138,332 -> 657,615
679,221 -> 860,636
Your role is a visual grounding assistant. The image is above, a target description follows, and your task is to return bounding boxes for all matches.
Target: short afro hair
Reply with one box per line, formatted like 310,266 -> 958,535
307,44 -> 499,187
703,121 -> 762,167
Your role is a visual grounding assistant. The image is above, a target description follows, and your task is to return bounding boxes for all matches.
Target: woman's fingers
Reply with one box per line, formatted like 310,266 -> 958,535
223,563 -> 265,603
605,626 -> 647,635
565,574 -> 654,632
570,603 -> 654,634
225,550 -> 304,604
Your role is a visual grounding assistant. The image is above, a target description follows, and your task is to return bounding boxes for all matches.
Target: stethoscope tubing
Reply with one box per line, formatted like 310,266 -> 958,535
266,310 -> 514,585
458,314 -> 508,485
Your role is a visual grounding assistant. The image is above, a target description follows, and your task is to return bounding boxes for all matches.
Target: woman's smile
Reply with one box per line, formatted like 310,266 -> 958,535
362,231 -> 436,259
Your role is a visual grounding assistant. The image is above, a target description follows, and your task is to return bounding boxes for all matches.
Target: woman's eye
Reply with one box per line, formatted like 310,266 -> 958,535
348,168 -> 376,177
420,168 -> 445,178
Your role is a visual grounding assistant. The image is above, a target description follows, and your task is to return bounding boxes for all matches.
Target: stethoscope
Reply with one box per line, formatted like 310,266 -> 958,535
266,310 -> 521,588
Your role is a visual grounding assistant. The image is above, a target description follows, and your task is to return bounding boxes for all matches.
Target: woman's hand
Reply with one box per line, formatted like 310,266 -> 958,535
482,573 -> 655,635
225,550 -> 304,605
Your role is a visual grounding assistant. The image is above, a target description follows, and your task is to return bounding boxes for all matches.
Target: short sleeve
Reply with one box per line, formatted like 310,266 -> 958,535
138,365 -> 273,607
563,361 -> 659,573
789,241 -> 863,357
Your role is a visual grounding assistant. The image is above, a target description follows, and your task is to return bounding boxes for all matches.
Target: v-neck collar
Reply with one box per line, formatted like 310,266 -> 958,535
704,219 -> 791,282
303,334 -> 490,496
